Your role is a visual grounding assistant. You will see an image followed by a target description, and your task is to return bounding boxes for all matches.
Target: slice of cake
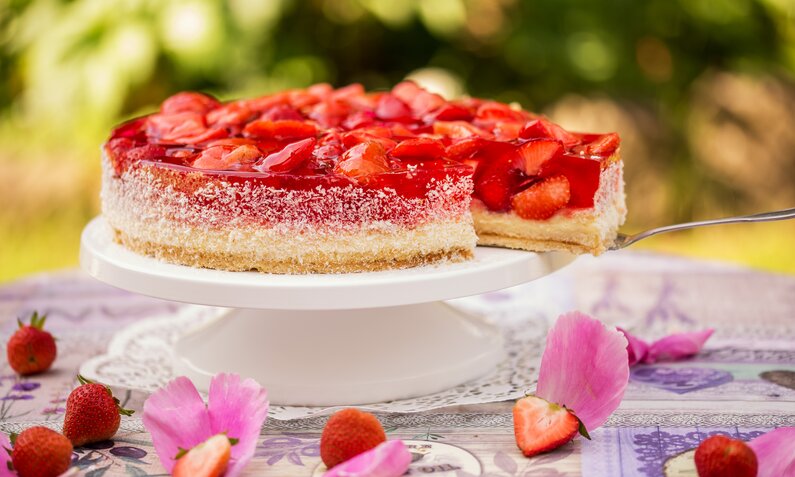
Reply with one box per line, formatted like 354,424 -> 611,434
101,82 -> 625,273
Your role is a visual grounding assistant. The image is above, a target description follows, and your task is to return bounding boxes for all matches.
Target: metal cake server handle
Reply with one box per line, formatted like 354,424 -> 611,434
610,207 -> 795,250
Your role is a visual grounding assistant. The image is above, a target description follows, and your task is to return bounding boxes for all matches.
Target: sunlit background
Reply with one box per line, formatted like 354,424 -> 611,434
1,0 -> 794,282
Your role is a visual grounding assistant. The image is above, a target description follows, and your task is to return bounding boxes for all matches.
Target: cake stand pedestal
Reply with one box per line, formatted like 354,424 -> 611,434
80,217 -> 575,406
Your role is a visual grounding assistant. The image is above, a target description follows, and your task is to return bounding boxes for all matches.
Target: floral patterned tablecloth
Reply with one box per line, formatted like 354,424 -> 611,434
0,251 -> 793,476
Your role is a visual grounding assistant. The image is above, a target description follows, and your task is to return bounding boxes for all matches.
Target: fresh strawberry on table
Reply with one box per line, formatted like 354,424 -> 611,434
10,426 -> 73,477
63,375 -> 134,446
320,408 -> 387,469
172,433 -> 236,477
695,435 -> 758,477
6,311 -> 57,375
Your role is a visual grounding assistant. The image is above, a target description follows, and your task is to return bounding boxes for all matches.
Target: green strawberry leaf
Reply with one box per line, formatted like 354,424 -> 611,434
8,433 -> 17,446
174,447 -> 189,460
576,416 -> 591,440
25,311 -> 45,329
229,437 -> 239,446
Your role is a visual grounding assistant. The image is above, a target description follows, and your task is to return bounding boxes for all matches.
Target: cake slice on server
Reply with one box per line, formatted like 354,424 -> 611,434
462,121 -> 625,255
101,82 -> 625,273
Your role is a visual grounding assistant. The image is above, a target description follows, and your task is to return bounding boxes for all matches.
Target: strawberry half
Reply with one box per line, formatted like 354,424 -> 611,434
173,433 -> 235,477
472,147 -> 520,212
476,101 -> 526,122
445,137 -> 490,161
254,138 -> 316,173
160,92 -> 221,115
243,119 -> 317,140
390,138 -> 445,160
206,102 -> 253,128
513,395 -> 585,457
433,121 -> 490,139
578,133 -> 620,156
374,94 -> 412,122
516,139 -> 564,176
519,118 -> 580,148
146,112 -> 224,144
511,175 -> 571,220
341,130 -> 397,152
193,145 -> 263,171
334,142 -> 391,180
423,104 -> 472,122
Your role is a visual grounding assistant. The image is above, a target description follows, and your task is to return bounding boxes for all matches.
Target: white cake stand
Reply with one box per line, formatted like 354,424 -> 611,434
80,217 -> 575,406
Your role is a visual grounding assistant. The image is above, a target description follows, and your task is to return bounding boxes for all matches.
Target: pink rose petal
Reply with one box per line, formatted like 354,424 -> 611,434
617,328 -> 714,365
208,373 -> 269,477
323,440 -> 411,477
142,377 -> 212,472
645,329 -> 714,364
748,427 -> 795,477
536,311 -> 629,432
0,433 -> 13,477
143,374 -> 268,477
617,328 -> 649,366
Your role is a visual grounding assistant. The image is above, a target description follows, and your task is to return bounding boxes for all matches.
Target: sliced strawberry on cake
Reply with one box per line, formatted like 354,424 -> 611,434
462,115 -> 625,255
101,81 -> 625,273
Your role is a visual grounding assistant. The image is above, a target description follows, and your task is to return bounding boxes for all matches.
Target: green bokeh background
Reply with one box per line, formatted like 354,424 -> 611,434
1,0 -> 794,281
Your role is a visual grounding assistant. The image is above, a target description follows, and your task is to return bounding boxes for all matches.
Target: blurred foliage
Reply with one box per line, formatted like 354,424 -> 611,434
1,0 -> 795,281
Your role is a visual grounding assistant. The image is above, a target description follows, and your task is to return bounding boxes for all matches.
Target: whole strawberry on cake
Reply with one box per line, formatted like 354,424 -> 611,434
102,82 -> 625,273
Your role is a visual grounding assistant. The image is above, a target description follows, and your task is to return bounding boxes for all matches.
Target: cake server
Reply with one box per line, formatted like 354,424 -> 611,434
610,207 -> 795,250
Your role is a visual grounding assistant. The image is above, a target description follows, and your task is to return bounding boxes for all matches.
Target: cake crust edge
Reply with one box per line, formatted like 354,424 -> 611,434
114,228 -> 473,274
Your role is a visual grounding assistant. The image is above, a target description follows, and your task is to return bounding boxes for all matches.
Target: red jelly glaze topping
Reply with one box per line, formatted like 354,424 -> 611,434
105,82 -> 619,212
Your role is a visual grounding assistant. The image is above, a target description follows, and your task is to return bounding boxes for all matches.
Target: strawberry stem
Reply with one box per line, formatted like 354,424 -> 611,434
22,311 -> 47,329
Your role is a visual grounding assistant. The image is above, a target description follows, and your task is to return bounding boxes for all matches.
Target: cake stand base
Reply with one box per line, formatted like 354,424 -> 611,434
174,302 -> 503,406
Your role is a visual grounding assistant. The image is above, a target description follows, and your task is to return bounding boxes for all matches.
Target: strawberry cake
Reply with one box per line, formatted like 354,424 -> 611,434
102,82 -> 625,273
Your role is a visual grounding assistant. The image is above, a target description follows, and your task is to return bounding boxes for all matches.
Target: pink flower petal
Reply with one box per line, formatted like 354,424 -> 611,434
617,328 -> 649,366
142,376 -> 212,472
645,329 -> 714,364
142,373 -> 268,476
748,427 -> 795,477
208,373 -> 269,477
0,433 -> 13,477
323,440 -> 411,477
536,311 -> 629,431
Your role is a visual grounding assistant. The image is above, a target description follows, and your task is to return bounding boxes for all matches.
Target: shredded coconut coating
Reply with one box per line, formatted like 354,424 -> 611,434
101,154 -> 478,273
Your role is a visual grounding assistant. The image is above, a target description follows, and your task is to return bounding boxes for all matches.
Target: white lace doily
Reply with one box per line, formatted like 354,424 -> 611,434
81,277 -> 574,420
